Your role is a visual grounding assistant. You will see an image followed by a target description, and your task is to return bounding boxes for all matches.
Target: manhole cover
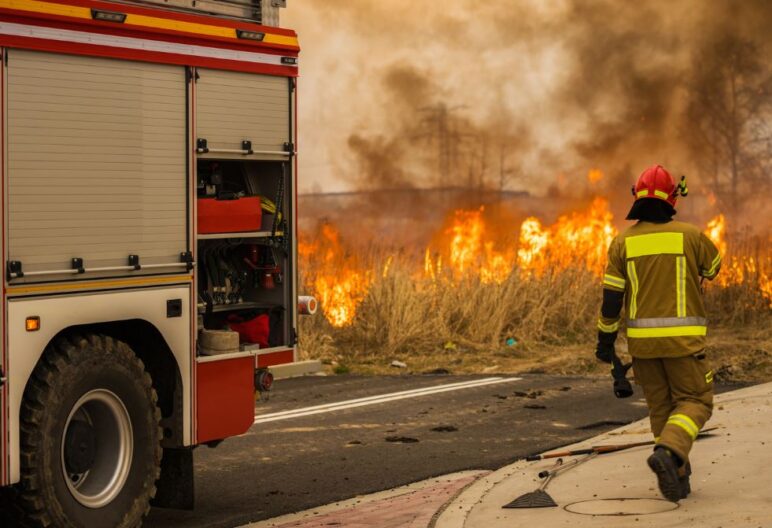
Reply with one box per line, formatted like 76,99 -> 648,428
564,498 -> 679,516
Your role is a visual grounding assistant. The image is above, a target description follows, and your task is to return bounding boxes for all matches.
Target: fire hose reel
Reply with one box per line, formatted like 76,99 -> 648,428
298,296 -> 317,315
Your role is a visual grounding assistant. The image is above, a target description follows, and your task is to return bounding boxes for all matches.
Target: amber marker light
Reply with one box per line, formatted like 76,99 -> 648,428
91,9 -> 127,23
236,29 -> 265,41
26,316 -> 41,332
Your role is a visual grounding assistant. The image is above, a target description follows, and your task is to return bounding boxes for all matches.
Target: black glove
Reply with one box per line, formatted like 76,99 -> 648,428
595,341 -> 615,364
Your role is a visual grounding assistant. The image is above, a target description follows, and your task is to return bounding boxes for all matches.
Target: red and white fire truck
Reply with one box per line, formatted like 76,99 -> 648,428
0,0 -> 313,525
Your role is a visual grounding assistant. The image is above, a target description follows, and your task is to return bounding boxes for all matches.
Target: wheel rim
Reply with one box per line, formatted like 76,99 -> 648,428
61,389 -> 133,509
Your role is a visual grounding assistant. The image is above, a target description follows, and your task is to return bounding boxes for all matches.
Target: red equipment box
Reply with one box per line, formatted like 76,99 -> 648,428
197,196 -> 262,234
196,355 -> 255,443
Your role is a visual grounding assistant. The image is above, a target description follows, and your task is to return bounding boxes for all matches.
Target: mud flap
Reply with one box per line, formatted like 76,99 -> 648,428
152,447 -> 195,510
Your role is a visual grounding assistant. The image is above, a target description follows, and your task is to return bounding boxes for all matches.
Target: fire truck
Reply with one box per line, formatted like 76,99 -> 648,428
0,0 -> 313,525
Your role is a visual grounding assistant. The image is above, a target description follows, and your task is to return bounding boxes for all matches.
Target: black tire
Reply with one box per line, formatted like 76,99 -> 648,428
14,334 -> 162,528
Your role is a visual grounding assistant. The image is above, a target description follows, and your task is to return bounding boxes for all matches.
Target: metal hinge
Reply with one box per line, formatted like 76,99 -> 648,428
180,251 -> 194,271
7,260 -> 23,280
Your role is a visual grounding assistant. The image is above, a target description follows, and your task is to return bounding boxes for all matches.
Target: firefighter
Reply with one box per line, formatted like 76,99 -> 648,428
595,165 -> 721,502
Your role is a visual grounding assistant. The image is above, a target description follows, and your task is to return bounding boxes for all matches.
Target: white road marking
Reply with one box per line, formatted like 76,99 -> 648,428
253,377 -> 522,425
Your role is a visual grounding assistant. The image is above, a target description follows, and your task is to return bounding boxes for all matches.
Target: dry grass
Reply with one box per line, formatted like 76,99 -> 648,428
299,258 -> 772,383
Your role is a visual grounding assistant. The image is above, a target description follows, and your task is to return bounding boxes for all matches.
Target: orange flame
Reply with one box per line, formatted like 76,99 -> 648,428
518,197 -> 616,277
516,217 -> 549,276
705,214 -> 727,256
299,223 -> 371,327
587,168 -> 604,183
425,207 -> 515,284
704,214 -> 771,305
300,188 -> 769,327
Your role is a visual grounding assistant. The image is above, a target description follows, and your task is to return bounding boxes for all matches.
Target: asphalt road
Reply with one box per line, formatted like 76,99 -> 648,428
145,374 -> 652,528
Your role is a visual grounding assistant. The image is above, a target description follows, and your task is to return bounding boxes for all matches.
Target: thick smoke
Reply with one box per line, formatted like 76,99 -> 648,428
285,0 -> 771,228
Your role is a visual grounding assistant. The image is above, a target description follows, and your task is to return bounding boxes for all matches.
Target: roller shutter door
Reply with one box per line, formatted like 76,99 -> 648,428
7,50 -> 187,279
196,68 -> 289,159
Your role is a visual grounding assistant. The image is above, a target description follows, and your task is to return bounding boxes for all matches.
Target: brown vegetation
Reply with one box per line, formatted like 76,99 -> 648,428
298,214 -> 771,383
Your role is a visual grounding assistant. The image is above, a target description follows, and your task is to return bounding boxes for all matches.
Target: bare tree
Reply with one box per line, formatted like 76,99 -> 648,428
685,35 -> 772,214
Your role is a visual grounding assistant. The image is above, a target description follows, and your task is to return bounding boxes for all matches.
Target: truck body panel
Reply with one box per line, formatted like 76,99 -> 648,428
8,49 -> 188,279
6,284 -> 193,484
0,0 -> 300,491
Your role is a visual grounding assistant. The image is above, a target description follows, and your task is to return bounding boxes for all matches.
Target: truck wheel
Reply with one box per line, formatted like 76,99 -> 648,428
16,334 -> 162,528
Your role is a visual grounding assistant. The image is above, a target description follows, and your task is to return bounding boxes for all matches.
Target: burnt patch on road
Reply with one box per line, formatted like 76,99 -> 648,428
385,436 -> 420,443
514,390 -> 543,399
423,368 -> 451,375
430,425 -> 459,433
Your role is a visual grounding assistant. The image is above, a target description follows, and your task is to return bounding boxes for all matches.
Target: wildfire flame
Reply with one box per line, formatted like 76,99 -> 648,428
301,186 -> 769,326
705,214 -> 727,256
704,214 -> 771,304
298,223 -> 371,327
587,168 -> 604,183
428,207 -> 516,285
517,197 -> 616,277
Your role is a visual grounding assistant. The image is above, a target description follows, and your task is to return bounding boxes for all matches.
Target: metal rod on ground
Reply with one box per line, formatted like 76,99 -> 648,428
506,427 -> 721,509
538,451 -> 598,479
503,452 -> 597,509
526,440 -> 654,461
525,427 -> 719,461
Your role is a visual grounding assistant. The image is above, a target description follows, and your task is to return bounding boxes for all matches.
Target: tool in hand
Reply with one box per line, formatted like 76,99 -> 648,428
611,354 -> 634,398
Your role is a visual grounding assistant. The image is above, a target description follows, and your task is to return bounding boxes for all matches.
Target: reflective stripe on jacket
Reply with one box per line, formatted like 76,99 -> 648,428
598,221 -> 721,358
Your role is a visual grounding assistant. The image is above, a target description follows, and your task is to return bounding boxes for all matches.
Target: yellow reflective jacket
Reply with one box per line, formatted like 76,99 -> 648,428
598,221 -> 721,358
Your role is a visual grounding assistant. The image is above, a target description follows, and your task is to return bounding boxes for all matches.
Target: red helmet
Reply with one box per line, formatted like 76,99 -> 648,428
632,165 -> 685,207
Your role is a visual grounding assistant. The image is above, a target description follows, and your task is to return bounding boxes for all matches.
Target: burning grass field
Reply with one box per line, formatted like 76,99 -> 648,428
297,201 -> 772,383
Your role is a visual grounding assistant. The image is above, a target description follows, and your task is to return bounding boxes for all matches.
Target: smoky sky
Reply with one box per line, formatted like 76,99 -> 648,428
284,0 -> 772,202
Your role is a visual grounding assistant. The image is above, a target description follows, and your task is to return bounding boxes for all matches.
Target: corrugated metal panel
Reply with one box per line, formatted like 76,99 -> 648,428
120,0 -> 263,24
196,68 -> 289,159
115,0 -> 287,26
7,50 -> 187,276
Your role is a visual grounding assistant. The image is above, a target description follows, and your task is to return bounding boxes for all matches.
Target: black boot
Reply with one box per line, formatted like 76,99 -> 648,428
679,463 -> 692,499
647,447 -> 682,502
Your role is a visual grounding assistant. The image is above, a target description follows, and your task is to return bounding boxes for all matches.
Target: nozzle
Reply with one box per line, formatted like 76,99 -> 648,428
613,375 -> 634,399
611,356 -> 634,398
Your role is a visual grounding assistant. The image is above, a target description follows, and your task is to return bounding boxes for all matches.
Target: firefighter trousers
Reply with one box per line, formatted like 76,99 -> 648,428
632,353 -> 714,465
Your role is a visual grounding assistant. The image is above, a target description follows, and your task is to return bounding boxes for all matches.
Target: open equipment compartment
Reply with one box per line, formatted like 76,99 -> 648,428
196,159 -> 294,352
193,65 -> 296,357
192,64 -> 297,442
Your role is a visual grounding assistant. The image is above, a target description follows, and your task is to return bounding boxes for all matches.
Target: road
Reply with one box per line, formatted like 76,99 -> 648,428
145,373 -> 651,528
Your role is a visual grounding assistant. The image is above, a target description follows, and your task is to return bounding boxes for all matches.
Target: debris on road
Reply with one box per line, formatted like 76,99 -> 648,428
431,425 -> 459,433
514,390 -> 543,399
385,436 -> 420,443
424,368 -> 452,375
